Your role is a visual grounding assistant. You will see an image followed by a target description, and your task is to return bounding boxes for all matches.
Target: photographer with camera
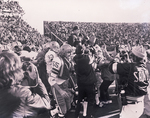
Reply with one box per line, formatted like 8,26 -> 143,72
109,45 -> 149,118
119,45 -> 131,63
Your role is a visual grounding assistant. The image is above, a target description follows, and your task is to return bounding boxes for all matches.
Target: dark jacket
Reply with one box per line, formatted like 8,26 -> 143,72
73,54 -> 97,86
67,33 -> 79,47
101,64 -> 116,81
0,78 -> 51,118
109,62 -> 149,97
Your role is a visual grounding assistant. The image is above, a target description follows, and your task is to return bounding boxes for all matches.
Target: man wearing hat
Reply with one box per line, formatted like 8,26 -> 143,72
109,45 -> 149,118
67,26 -> 80,47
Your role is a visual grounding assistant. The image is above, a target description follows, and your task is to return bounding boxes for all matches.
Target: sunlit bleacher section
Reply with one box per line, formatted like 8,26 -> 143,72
44,21 -> 150,46
0,0 -> 50,48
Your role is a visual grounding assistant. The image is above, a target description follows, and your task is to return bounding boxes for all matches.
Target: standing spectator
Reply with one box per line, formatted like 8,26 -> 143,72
88,32 -> 97,46
73,44 -> 97,118
98,54 -> 115,104
0,52 -> 57,118
140,49 -> 150,118
67,26 -> 80,47
97,44 -> 117,104
93,44 -> 104,107
109,46 -> 149,118
31,42 -> 51,97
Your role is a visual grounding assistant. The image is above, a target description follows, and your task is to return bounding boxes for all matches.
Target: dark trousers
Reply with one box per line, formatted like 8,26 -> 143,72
100,80 -> 114,101
75,84 -> 96,118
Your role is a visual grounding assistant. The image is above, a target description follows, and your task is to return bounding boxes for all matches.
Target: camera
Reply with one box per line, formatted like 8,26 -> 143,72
22,61 -> 38,87
22,61 -> 32,72
84,47 -> 95,55
120,50 -> 128,60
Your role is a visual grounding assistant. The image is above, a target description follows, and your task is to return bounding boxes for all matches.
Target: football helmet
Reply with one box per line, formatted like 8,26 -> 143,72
49,41 -> 60,53
43,41 -> 60,53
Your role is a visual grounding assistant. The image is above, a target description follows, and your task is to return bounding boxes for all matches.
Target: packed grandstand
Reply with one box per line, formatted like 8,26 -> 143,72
0,0 -> 150,51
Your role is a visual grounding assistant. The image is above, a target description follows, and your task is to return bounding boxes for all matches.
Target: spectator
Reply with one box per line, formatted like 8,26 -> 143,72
0,51 -> 58,118
67,25 -> 80,47
88,32 -> 97,46
109,46 -> 149,118
97,45 -> 116,104
73,44 -> 97,118
139,50 -> 150,118
45,21 -> 150,48
93,44 -> 104,107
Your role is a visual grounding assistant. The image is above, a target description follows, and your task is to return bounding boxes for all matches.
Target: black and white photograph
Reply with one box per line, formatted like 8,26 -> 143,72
0,0 -> 150,118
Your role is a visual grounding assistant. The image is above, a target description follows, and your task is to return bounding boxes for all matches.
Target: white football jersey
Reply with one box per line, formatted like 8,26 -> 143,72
45,50 -> 60,74
45,50 -> 65,85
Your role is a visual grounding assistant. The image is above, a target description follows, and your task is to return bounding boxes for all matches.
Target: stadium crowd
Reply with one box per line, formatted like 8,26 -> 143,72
44,21 -> 150,46
0,23 -> 150,118
0,0 -> 150,118
0,0 -> 50,49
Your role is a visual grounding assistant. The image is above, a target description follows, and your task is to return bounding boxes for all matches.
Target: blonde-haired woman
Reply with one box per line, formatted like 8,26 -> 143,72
0,52 -> 56,118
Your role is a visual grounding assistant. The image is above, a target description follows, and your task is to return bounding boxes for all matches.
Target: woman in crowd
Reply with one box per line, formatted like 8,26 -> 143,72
0,51 -> 58,118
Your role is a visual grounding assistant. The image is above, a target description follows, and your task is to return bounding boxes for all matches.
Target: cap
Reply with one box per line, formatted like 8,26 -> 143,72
132,46 -> 146,59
